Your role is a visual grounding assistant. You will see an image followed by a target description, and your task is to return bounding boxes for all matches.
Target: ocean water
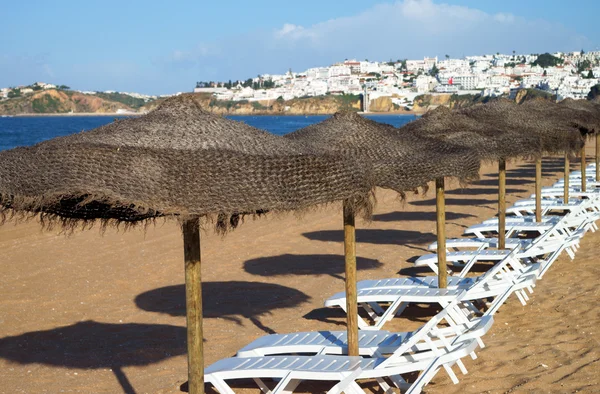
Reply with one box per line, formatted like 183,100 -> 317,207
0,114 -> 417,151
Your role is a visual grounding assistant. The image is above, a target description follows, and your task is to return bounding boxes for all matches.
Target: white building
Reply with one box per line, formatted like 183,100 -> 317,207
306,67 -> 329,80
328,65 -> 351,77
451,75 -> 478,90
415,75 -> 438,93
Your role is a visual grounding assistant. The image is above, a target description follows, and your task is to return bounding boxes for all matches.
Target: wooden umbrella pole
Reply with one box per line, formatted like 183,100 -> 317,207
183,218 -> 204,394
435,178 -> 447,288
564,153 -> 570,203
581,145 -> 587,192
535,158 -> 542,223
343,199 -> 359,356
498,159 -> 506,250
596,133 -> 600,182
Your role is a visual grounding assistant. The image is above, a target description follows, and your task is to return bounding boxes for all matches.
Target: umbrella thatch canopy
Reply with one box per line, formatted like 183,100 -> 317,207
0,95 -> 375,229
285,111 -> 481,355
517,99 -> 594,193
399,103 -> 543,161
286,111 -> 480,192
557,98 -> 600,134
0,95 -> 381,394
398,101 -> 547,250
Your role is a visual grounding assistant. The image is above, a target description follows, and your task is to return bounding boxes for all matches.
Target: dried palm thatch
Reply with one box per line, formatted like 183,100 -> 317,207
398,104 -> 542,162
556,98 -> 600,135
284,111 -> 481,193
0,94 -> 375,231
459,99 -> 584,155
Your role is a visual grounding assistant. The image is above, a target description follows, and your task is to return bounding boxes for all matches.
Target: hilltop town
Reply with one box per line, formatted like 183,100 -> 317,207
195,50 -> 600,111
2,50 -> 600,115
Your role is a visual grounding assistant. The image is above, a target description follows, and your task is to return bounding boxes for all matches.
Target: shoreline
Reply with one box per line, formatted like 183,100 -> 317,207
8,112 -> 141,117
4,111 -> 423,118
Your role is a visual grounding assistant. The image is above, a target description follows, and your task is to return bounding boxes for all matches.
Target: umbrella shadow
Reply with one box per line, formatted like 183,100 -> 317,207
372,211 -> 475,222
410,197 -> 496,209
473,178 -> 532,187
447,187 -> 527,196
304,297 -> 447,327
135,281 -> 310,335
302,229 -> 436,246
0,321 -> 186,394
243,254 -> 383,280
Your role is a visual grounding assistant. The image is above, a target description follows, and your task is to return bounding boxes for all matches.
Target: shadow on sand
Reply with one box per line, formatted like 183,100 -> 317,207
135,281 -> 310,335
0,321 -> 186,394
373,210 -> 475,222
244,254 -> 383,280
302,229 -> 436,246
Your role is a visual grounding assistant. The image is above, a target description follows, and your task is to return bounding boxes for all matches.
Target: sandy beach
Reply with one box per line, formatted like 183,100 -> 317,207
0,144 -> 598,393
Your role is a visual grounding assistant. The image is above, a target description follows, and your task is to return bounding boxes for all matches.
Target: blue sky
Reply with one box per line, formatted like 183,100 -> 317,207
1,0 -> 598,95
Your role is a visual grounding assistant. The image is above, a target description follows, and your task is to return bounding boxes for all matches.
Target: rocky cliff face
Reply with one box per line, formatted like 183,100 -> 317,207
171,94 -> 363,115
0,90 -> 135,115
412,93 -> 498,112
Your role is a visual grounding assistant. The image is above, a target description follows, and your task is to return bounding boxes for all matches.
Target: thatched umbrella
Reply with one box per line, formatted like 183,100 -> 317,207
399,103 -> 542,252
557,99 -> 600,190
0,95 -> 377,394
459,100 -> 583,224
285,111 -> 480,355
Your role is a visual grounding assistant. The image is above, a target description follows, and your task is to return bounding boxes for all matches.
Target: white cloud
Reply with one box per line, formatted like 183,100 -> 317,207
166,0 -> 591,85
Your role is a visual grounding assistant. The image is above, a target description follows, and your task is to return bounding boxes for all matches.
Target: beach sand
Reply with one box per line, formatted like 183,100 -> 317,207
0,145 -> 598,393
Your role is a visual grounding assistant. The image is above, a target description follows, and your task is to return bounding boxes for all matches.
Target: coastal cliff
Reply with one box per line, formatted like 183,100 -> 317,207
183,93 -> 363,115
0,91 -> 362,116
0,90 -> 554,116
0,89 -> 137,115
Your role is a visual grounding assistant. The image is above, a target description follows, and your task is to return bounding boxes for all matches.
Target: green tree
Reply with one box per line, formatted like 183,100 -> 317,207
58,85 -> 70,90
532,53 -> 563,68
7,89 -> 21,98
588,84 -> 600,100
578,59 -> 592,73
587,70 -> 595,79
429,64 -> 439,77
445,54 -> 449,60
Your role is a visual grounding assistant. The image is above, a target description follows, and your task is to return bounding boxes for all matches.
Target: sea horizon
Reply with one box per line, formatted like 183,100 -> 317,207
0,113 -> 418,151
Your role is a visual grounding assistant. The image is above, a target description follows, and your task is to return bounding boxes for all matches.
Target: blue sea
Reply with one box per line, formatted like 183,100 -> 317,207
0,114 -> 417,152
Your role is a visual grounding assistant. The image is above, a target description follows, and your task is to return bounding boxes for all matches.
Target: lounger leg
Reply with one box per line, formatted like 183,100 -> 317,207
253,378 -> 273,393
373,299 -> 407,330
209,377 -> 237,394
375,377 -> 393,393
366,302 -> 385,315
404,364 -> 442,394
442,364 -> 459,384
272,376 -> 301,394
388,374 -> 408,389
514,290 -> 527,306
454,359 -> 469,375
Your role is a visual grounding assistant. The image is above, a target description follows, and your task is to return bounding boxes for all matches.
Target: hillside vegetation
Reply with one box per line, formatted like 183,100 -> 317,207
0,90 -> 137,115
164,93 -> 363,115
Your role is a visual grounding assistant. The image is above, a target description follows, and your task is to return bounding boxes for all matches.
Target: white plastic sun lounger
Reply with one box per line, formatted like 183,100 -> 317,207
537,189 -> 600,200
480,212 -> 596,234
553,178 -> 600,187
206,338 -> 480,394
463,220 -> 557,239
428,237 -> 525,252
415,229 -> 581,276
237,291 -> 483,358
206,301 -> 487,393
325,251 -> 538,330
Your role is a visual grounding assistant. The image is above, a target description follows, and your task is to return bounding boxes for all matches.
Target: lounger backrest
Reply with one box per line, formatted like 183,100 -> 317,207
469,248 -> 522,292
377,290 -> 468,369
